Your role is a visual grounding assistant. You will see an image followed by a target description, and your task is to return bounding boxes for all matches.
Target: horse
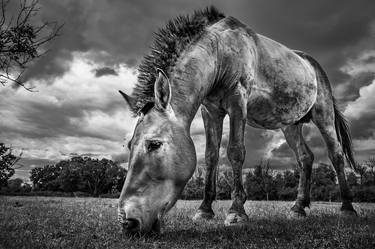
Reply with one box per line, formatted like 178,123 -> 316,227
117,6 -> 357,234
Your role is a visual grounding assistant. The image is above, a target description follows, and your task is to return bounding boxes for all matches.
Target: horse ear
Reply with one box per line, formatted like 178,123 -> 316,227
119,90 -> 137,111
154,69 -> 171,110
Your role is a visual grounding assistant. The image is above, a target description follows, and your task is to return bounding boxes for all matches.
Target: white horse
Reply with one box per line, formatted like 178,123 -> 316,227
118,7 -> 356,234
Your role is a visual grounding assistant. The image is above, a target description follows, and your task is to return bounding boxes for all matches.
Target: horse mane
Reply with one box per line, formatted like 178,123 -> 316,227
129,6 -> 225,114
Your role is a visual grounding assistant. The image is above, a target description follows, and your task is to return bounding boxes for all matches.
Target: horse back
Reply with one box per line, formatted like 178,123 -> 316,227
209,17 -> 318,129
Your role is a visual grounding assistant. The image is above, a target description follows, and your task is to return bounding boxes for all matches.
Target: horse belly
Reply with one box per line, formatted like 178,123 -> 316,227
246,85 -> 316,129
246,37 -> 317,129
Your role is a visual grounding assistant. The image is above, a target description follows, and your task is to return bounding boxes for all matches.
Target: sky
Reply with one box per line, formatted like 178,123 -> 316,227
1,0 -> 375,181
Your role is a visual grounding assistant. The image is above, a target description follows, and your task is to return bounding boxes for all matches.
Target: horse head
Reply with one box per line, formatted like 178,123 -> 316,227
118,70 -> 196,234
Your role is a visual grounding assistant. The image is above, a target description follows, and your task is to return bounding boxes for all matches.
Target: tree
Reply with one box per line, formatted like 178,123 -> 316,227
274,170 -> 299,201
365,157 -> 375,185
244,161 -> 277,200
311,163 -> 338,201
244,169 -> 264,200
354,162 -> 367,185
30,156 -> 127,196
30,164 -> 62,191
283,170 -> 299,188
181,166 -> 204,199
217,170 -> 232,200
79,157 -> 124,196
0,0 -> 62,90
347,172 -> 358,187
256,160 -> 275,200
56,159 -> 83,193
0,143 -> 20,189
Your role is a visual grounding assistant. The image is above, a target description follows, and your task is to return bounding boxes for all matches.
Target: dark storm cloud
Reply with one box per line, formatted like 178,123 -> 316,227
341,72 -> 375,102
350,115 -> 375,139
95,67 -> 118,77
22,0 -> 206,81
24,0 -> 375,87
227,0 -> 375,95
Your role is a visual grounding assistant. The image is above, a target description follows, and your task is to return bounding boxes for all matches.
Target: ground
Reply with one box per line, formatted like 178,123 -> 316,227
0,197 -> 374,249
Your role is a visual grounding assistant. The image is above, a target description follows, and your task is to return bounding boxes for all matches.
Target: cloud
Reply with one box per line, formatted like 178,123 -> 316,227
17,0 -> 374,86
0,52 -> 137,166
95,67 -> 118,77
345,80 -> 375,120
343,79 -> 375,145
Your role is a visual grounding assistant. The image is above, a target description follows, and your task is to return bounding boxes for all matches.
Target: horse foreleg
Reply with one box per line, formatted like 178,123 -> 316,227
193,105 -> 225,221
224,108 -> 248,226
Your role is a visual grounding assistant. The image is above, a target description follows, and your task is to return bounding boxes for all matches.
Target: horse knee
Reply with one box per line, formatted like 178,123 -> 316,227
297,150 -> 314,170
329,151 -> 345,172
205,149 -> 219,167
227,143 -> 245,165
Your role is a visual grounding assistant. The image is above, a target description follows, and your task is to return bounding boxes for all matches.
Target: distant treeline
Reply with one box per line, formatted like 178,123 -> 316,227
1,156 -> 375,202
182,160 -> 375,202
1,156 -> 126,198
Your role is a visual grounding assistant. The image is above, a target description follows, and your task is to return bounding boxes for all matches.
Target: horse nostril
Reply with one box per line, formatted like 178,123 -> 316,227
123,218 -> 140,230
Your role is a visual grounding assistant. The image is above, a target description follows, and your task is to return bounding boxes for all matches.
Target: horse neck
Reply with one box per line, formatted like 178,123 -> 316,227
168,42 -> 218,131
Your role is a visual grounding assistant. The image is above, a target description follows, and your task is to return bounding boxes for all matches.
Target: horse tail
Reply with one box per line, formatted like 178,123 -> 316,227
294,50 -> 356,170
333,101 -> 356,169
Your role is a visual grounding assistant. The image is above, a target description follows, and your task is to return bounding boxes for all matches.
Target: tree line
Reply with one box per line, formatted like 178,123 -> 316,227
182,160 -> 375,202
1,141 -> 375,202
1,148 -> 127,198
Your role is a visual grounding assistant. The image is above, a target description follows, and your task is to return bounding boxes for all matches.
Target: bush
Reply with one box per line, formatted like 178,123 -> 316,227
278,187 -> 297,201
352,186 -> 375,202
99,192 -> 121,198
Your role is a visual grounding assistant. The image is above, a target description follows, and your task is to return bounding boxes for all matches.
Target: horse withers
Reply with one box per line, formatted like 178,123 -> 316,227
117,7 -> 357,234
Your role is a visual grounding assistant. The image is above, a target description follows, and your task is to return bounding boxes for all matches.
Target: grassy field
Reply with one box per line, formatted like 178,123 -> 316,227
1,197 -> 374,249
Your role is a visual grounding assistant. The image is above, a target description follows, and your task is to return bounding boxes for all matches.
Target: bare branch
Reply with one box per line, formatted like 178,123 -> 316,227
0,73 -> 37,91
0,0 -> 62,91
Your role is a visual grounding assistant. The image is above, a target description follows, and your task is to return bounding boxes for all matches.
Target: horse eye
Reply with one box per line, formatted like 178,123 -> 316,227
146,140 -> 163,152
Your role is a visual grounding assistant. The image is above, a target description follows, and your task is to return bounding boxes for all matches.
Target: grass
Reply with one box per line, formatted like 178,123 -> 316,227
0,197 -> 375,249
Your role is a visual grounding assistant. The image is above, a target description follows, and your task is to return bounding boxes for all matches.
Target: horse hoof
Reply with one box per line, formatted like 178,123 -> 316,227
224,212 -> 248,226
192,210 -> 214,221
290,205 -> 307,218
289,208 -> 306,218
340,209 -> 358,217
289,210 -> 306,218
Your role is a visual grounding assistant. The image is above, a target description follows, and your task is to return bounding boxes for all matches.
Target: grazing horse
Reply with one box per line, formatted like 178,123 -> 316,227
118,7 -> 357,233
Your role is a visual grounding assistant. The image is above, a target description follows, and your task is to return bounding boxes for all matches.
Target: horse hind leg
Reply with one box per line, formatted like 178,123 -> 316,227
193,105 -> 225,221
311,95 -> 357,216
296,50 -> 357,216
282,124 -> 314,217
